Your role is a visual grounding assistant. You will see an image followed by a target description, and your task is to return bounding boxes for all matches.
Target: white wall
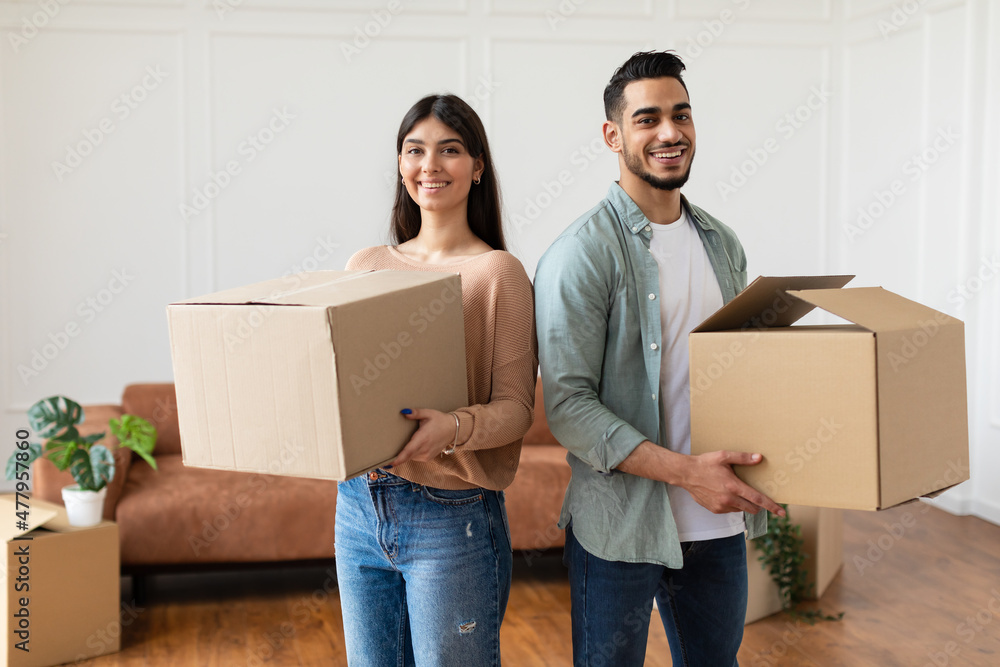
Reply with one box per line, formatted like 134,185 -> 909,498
0,0 -> 996,523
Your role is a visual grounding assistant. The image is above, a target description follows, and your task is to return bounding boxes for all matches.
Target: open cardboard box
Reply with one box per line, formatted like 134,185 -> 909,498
690,276 -> 969,511
1,495 -> 119,667
167,270 -> 468,481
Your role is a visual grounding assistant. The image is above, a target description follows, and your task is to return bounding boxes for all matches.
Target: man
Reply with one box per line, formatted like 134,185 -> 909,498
534,51 -> 785,666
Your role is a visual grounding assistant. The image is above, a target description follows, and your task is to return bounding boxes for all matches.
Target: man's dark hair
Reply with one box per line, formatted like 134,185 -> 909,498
604,51 -> 688,123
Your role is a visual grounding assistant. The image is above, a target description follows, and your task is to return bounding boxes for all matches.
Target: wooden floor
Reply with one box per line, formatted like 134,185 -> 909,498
75,504 -> 1000,666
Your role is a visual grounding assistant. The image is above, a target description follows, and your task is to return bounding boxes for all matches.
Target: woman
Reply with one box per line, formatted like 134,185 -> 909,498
335,94 -> 537,667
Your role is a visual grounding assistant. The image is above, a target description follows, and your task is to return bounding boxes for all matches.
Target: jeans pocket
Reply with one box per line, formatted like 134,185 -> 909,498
420,486 -> 485,506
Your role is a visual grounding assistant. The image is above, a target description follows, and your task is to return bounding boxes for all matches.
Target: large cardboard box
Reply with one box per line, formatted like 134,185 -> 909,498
1,495 -> 120,666
690,276 -> 969,510
167,270 -> 469,481
745,506 -> 843,624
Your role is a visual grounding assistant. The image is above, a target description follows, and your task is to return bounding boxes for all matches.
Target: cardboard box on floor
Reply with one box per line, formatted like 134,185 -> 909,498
1,495 -> 120,667
690,276 -> 969,511
167,270 -> 468,481
745,506 -> 843,624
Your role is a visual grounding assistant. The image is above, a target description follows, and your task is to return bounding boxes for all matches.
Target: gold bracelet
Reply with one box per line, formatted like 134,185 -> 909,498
442,412 -> 460,455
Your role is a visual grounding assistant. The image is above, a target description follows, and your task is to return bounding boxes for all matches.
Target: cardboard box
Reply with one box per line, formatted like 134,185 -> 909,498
167,270 -> 468,481
745,505 -> 843,624
690,276 -> 969,510
1,495 -> 120,666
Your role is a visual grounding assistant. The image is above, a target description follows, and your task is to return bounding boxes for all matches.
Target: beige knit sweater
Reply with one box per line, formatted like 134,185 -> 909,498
346,246 -> 538,491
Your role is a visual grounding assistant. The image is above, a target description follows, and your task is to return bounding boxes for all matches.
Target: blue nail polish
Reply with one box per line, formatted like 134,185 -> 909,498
400,408 -> 412,415
384,464 -> 393,469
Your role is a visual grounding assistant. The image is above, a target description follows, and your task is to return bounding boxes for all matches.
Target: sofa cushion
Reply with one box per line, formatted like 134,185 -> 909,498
121,384 -> 183,457
116,455 -> 337,565
522,377 -> 556,447
504,444 -> 570,551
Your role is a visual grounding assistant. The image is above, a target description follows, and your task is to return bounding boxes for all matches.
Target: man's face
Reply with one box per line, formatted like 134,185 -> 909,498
615,77 -> 695,191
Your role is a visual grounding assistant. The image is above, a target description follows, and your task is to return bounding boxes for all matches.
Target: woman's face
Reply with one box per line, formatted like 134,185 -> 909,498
399,116 -> 484,219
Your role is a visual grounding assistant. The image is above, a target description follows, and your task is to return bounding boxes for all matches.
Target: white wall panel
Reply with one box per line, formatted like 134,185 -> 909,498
491,39 -> 629,275
840,29 -> 924,294
677,0 -> 830,21
683,43 -> 831,278
206,33 -> 463,289
1,28 -> 184,406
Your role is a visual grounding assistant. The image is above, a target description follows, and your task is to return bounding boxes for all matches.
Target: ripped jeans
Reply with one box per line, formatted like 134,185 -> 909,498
335,469 -> 512,667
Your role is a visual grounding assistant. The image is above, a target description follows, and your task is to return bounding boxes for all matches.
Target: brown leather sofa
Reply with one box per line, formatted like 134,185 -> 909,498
33,377 -> 571,570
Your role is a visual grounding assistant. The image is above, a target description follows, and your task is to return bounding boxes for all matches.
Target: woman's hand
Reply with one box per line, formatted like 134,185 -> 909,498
392,408 -> 457,466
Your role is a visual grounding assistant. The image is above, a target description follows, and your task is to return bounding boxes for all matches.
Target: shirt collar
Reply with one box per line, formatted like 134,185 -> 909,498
606,182 -> 701,236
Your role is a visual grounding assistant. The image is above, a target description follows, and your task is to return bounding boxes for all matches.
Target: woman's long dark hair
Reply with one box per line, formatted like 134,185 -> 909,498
391,94 -> 506,251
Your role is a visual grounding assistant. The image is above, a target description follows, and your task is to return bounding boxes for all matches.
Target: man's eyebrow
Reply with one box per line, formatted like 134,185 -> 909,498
631,106 -> 660,118
630,102 -> 692,119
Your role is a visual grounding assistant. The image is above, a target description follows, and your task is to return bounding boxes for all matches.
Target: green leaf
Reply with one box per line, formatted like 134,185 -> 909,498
68,446 -> 114,492
109,415 -> 158,470
4,443 -> 42,480
27,396 -> 84,439
53,441 -> 79,471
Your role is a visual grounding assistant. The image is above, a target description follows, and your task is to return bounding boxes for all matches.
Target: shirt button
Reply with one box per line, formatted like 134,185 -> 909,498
644,225 -> 651,232
632,226 -> 638,232
650,343 -> 658,350
652,394 -> 657,400
648,293 -> 656,300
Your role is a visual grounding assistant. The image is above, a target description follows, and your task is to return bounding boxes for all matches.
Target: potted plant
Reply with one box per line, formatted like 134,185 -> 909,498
5,396 -> 158,527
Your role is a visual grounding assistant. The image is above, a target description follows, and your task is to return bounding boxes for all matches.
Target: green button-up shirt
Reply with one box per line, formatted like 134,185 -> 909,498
534,182 -> 767,568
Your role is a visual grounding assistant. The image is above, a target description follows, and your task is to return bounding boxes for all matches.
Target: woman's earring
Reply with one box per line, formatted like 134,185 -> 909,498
473,175 -> 481,185
401,177 -> 405,184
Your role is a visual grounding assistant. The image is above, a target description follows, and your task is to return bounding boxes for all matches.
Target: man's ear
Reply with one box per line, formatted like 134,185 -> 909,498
603,121 -> 622,154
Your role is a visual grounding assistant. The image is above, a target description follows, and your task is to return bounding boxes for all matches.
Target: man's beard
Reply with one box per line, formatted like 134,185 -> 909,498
622,142 -> 694,191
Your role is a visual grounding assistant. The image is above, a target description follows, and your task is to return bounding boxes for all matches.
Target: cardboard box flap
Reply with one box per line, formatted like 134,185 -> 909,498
0,496 -> 58,541
169,270 -> 372,306
692,275 -> 854,332
786,287 -> 960,332
169,270 -> 458,308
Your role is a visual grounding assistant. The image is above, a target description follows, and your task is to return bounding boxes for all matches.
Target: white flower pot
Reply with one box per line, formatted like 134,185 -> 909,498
61,485 -> 107,527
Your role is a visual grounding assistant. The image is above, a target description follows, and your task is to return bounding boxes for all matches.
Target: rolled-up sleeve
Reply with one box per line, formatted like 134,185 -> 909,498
534,235 -> 647,473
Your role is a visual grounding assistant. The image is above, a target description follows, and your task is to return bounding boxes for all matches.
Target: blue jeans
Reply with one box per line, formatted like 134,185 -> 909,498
335,469 -> 513,667
565,524 -> 747,667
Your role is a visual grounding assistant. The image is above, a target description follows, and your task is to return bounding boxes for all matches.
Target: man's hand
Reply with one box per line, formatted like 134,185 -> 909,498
391,408 -> 456,466
678,451 -> 785,516
617,442 -> 786,517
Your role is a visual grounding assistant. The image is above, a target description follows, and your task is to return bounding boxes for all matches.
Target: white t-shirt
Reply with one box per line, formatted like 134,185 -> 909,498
649,210 -> 746,542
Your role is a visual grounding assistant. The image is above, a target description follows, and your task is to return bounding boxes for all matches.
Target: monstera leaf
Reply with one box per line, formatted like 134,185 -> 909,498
68,446 -> 115,492
109,415 -> 158,470
27,396 -> 84,440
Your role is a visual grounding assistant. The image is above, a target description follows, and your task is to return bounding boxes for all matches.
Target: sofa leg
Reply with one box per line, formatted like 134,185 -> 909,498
132,573 -> 148,606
